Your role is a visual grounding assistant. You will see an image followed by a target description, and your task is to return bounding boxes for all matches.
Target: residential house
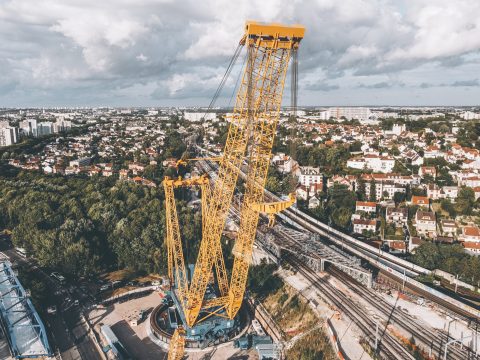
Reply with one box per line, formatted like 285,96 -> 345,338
474,187 -> 480,200
129,162 -> 145,175
308,183 -> 324,197
460,226 -> 480,243
441,219 -> 457,237
463,242 -> 480,255
308,196 -> 320,209
88,166 -> 101,176
419,166 -> 436,179
385,207 -> 408,225
409,237 -> 424,253
296,185 -> 308,201
389,240 -> 406,253
424,145 -> 442,158
415,211 -> 436,238
162,158 -> 178,168
411,195 -> 429,207
355,201 -> 376,214
353,219 -> 377,234
327,175 -> 355,191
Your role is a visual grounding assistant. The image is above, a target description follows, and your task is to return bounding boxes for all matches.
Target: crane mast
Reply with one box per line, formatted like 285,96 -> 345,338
164,21 -> 304,358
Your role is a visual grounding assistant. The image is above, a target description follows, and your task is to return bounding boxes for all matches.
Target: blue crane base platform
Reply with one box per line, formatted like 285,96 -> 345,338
150,289 -> 247,350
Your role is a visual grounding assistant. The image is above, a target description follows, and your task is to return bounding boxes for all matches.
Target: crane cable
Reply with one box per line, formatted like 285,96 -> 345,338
202,43 -> 244,119
289,48 -> 299,192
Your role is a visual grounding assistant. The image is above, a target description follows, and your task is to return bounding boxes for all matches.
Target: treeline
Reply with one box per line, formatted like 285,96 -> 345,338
412,242 -> 480,285
0,169 -> 199,279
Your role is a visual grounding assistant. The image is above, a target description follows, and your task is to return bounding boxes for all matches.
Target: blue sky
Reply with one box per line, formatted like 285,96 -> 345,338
0,0 -> 479,107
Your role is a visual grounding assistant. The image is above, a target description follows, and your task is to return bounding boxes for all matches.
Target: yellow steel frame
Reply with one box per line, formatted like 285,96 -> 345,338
167,326 -> 186,360
165,22 -> 304,359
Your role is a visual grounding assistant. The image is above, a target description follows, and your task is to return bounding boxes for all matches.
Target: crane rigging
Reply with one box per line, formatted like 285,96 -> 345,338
164,21 -> 305,359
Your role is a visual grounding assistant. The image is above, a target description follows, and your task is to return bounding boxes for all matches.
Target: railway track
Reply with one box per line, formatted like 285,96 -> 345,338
328,266 -> 479,360
286,254 -> 415,360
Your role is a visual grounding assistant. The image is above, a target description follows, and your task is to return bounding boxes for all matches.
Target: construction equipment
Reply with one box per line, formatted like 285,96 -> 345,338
251,193 -> 296,227
168,326 -> 186,360
164,21 -> 304,358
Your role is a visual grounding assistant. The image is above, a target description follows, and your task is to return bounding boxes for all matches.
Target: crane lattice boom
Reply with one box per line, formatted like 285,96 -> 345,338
164,20 -> 304,360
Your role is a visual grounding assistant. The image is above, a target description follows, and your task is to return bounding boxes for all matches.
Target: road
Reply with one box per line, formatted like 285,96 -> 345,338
0,244 -> 103,360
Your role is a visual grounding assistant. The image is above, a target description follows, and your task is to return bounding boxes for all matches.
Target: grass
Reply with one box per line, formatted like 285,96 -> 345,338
99,269 -> 164,298
261,283 -> 336,360
286,330 -> 337,360
263,284 -> 317,339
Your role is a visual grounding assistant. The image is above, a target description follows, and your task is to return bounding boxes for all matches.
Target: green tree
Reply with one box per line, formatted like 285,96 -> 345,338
393,191 -> 406,205
455,187 -> 475,215
369,180 -> 376,202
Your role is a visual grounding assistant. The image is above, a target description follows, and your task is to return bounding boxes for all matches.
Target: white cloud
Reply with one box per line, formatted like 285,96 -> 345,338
0,0 -> 478,106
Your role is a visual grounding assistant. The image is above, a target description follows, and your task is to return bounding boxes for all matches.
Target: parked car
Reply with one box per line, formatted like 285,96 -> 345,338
50,272 -> 66,284
47,305 -> 57,315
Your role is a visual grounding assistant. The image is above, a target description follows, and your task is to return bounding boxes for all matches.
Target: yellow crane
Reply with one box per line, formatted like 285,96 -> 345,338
164,21 -> 304,359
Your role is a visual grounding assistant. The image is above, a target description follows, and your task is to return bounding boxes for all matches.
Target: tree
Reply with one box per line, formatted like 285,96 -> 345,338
331,207 -> 352,230
356,177 -> 366,201
369,180 -> 376,202
393,192 -> 406,206
455,187 -> 475,216
440,199 -> 456,218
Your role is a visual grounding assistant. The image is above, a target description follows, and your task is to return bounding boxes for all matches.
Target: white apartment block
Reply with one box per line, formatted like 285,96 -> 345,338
183,112 -> 217,122
0,126 -> 18,147
365,181 -> 406,200
19,119 -> 37,137
297,166 -> 323,187
328,107 -> 371,121
384,123 -> 406,136
347,154 -> 395,173
38,122 -> 53,136
463,111 -> 480,120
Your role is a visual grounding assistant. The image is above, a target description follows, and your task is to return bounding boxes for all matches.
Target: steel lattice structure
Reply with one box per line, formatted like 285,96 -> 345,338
164,21 -> 304,359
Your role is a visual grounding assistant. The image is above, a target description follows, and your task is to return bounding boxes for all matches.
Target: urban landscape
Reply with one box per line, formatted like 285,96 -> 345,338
1,1 -> 480,360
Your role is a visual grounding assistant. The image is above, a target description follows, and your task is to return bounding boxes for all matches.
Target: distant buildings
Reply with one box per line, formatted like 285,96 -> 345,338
463,111 -> 480,120
0,117 -> 73,147
0,122 -> 18,147
183,112 -> 217,122
325,107 -> 371,121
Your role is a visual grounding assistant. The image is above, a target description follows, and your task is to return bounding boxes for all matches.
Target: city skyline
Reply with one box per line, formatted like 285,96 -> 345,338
0,0 -> 480,107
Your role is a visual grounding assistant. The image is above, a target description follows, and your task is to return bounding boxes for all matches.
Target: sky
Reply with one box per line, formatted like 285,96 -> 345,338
0,0 -> 480,107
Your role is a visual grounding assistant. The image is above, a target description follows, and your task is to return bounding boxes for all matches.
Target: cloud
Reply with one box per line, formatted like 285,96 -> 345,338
451,79 -> 480,87
357,81 -> 404,89
304,82 -> 340,92
0,0 -> 479,106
